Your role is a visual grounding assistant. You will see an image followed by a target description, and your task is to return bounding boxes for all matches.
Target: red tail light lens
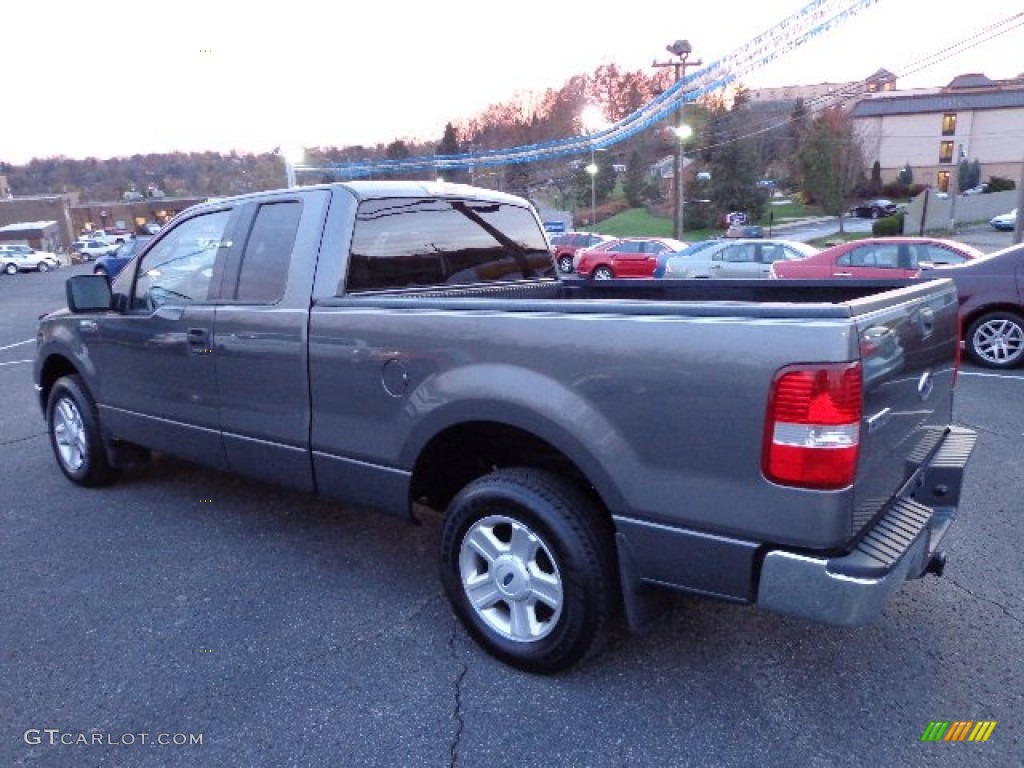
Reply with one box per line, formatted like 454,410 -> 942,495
763,363 -> 862,490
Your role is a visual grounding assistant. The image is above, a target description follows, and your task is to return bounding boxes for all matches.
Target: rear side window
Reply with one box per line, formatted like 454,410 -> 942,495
233,201 -> 301,303
346,198 -> 553,293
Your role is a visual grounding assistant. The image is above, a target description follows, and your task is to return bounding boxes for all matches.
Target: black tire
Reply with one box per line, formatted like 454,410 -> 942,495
439,468 -> 618,674
557,255 -> 574,274
592,265 -> 614,280
4,262 -> 17,275
94,267 -> 108,277
46,375 -> 117,486
38,262 -> 50,272
965,311 -> 1024,369
870,208 -> 881,219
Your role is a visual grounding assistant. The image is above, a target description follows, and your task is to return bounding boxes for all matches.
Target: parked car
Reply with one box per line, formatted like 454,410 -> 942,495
652,239 -> 722,278
929,244 -> 1024,369
575,236 -> 688,279
0,244 -> 61,274
962,183 -> 989,196
990,209 -> 1017,232
550,231 -> 615,274
93,235 -> 153,280
770,238 -> 982,280
662,239 -> 820,279
724,224 -> 765,239
849,199 -> 900,219
71,239 -> 120,262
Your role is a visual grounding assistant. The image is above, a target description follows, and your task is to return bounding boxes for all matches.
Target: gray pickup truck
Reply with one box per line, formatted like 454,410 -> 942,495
35,181 -> 976,673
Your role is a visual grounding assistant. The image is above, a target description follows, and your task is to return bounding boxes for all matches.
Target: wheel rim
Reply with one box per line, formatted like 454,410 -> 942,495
594,268 -> 612,280
5,264 -> 15,274
559,256 -> 572,272
459,515 -> 563,642
973,318 -> 1024,365
39,262 -> 49,272
53,396 -> 88,471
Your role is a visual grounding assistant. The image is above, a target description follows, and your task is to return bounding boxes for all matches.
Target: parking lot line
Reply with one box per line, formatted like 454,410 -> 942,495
959,371 -> 1024,381
0,359 -> 32,367
0,339 -> 34,352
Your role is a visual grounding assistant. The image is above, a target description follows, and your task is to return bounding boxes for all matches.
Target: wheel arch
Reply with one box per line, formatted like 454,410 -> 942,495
407,408 -> 624,521
961,303 -> 1024,337
37,352 -> 81,413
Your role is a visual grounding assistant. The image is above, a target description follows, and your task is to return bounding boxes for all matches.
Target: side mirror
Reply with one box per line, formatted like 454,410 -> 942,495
66,274 -> 113,312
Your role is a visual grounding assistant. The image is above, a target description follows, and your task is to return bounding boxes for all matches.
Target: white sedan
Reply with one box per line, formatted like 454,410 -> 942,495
662,239 -> 820,279
0,245 -> 61,274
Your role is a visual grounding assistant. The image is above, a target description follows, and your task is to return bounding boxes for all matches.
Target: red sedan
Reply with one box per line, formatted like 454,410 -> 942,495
770,237 -> 982,279
575,236 -> 688,279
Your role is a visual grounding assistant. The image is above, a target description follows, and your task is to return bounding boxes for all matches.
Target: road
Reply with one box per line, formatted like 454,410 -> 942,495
1,264 -> 1021,767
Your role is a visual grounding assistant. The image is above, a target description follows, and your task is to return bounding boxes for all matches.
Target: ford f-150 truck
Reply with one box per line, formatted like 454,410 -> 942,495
35,181 -> 976,673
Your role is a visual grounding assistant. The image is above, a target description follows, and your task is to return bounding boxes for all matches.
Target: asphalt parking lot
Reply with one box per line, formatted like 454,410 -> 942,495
1,262 -> 1021,767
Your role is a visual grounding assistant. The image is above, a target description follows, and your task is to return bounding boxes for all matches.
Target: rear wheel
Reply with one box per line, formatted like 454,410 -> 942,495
46,375 -> 117,486
966,312 -> 1024,369
870,209 -> 882,219
439,468 -> 617,674
557,255 -> 574,274
592,265 -> 614,280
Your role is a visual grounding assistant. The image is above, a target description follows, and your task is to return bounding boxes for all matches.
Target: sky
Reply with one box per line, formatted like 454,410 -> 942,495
3,0 -> 1021,165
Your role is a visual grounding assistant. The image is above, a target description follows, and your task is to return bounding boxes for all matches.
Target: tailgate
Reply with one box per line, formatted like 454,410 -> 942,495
850,278 -> 961,538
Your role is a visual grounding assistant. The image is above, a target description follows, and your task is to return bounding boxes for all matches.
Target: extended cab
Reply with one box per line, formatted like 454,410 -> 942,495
35,181 -> 976,673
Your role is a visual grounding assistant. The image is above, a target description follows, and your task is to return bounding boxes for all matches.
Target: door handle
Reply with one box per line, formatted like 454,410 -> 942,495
834,271 -> 853,277
188,327 -> 212,355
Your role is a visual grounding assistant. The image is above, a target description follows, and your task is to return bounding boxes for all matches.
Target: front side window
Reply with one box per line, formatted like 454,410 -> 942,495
722,244 -> 753,263
132,209 -> 232,309
346,198 -> 552,292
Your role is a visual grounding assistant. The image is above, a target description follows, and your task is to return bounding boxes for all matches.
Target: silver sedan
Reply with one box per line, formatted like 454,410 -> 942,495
662,239 -> 820,279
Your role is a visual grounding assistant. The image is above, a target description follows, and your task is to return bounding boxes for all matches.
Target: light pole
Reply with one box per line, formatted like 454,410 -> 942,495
580,105 -> 607,230
653,40 -> 701,239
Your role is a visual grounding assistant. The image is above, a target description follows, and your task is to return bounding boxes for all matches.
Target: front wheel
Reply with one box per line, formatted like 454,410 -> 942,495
440,468 -> 618,674
592,266 -> 614,280
46,375 -> 117,486
4,262 -> 17,275
37,262 -> 50,272
966,312 -> 1024,369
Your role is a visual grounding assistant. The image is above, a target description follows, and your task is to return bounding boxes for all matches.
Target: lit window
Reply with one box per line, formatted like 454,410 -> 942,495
939,141 -> 954,164
937,171 -> 950,192
941,113 -> 956,136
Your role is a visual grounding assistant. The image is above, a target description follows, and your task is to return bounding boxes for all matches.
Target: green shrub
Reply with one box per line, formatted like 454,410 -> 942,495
987,176 -> 1016,193
872,213 -> 904,236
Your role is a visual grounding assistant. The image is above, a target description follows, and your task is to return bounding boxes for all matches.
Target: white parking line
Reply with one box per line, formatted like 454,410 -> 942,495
960,371 -> 1024,381
0,359 -> 32,367
0,338 -> 33,352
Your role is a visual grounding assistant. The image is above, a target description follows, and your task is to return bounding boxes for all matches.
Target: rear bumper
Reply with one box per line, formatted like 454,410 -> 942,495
757,426 -> 977,626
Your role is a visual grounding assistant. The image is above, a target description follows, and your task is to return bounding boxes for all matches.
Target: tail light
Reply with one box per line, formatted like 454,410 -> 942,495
763,363 -> 862,490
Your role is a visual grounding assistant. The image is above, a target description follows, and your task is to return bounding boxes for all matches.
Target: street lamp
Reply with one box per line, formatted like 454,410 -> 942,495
653,40 -> 702,239
580,105 -> 608,230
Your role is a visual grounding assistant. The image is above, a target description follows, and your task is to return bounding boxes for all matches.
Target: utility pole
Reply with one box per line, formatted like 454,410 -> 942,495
653,40 -> 701,240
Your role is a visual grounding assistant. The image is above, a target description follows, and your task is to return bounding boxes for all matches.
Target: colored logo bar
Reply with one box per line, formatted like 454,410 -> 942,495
921,721 -> 997,742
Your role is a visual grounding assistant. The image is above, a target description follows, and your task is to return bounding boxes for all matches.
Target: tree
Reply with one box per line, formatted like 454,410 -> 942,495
798,107 -> 865,232
436,122 -> 462,182
958,158 -> 981,191
898,162 -> 913,185
869,160 -> 882,196
623,151 -> 646,207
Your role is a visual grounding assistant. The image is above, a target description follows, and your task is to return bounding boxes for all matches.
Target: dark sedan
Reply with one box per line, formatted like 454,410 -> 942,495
93,236 -> 153,280
849,199 -> 899,219
930,243 -> 1024,369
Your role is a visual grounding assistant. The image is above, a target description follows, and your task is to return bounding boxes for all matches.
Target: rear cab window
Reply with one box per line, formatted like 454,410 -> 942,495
344,197 -> 553,293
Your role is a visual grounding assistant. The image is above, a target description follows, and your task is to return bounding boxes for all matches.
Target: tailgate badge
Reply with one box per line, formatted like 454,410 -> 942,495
917,370 -> 934,401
